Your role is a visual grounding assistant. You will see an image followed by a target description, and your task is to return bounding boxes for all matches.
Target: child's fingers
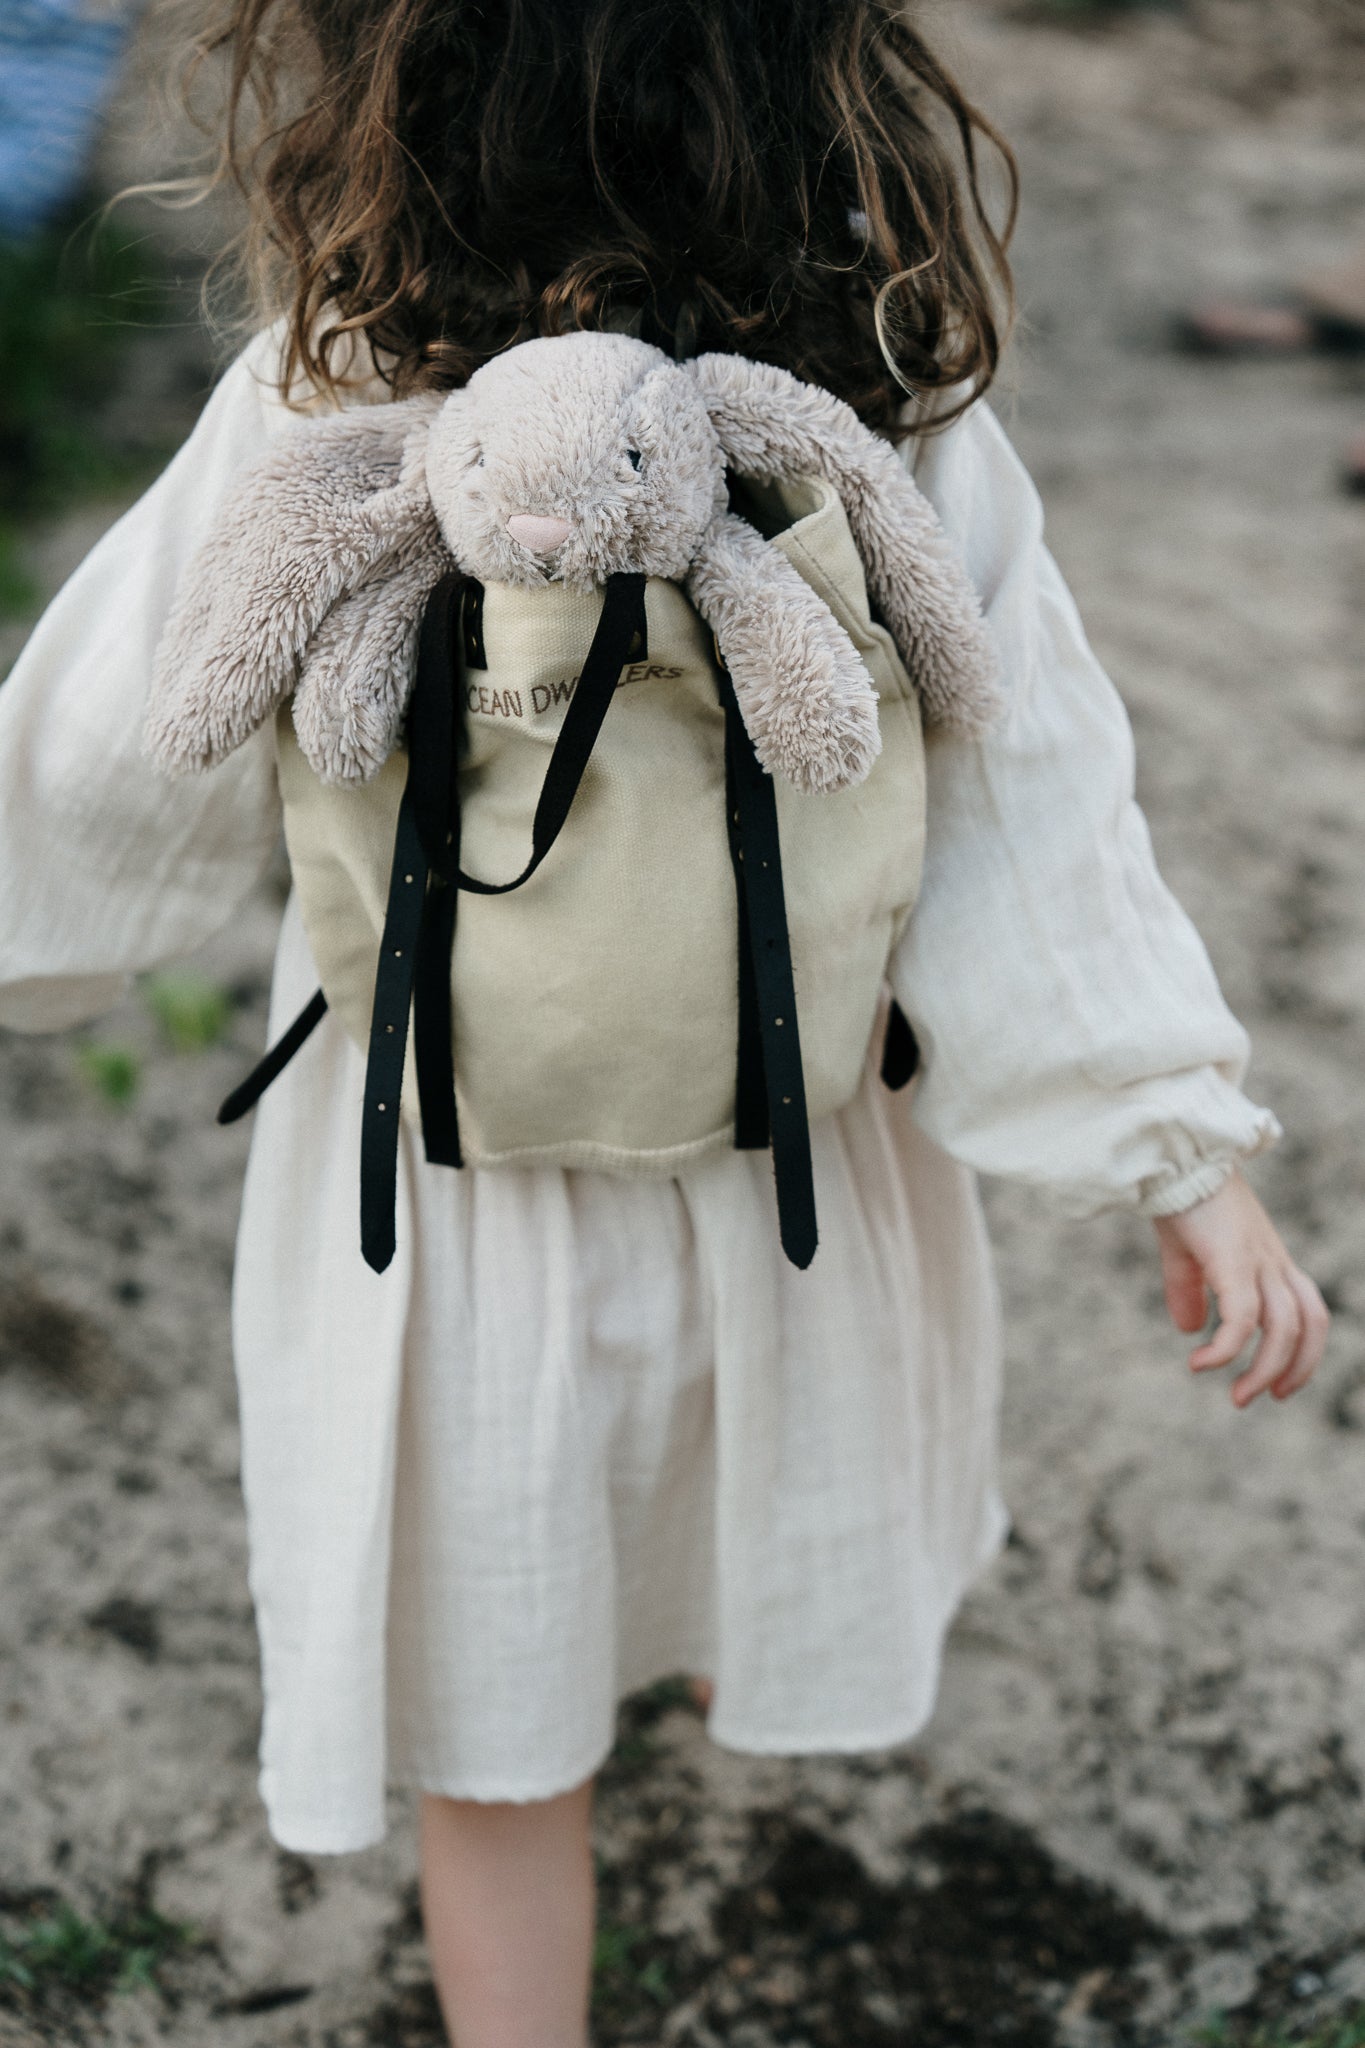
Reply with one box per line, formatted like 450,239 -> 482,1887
1270,1268 -> 1331,1399
1158,1233 -> 1208,1332
1188,1278 -> 1259,1371
1229,1274 -> 1303,1407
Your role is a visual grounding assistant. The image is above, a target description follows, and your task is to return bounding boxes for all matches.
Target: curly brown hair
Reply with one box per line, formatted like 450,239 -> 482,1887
190,0 -> 1017,434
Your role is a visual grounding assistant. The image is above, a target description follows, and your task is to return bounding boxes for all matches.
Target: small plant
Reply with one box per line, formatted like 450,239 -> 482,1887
141,971 -> 231,1052
76,1043 -> 141,1107
1189,2009 -> 1365,2048
1322,2023 -> 1365,2048
592,1919 -> 670,2007
1296,2023 -> 1365,2048
0,1900 -> 191,2003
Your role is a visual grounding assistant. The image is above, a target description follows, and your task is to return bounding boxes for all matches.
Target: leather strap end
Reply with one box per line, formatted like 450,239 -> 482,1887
880,1000 -> 920,1091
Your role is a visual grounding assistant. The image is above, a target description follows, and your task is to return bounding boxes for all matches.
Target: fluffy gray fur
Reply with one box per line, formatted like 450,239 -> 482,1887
686,513 -> 882,793
146,331 -> 999,792
145,395 -> 444,777
291,544 -> 452,784
691,353 -> 1003,735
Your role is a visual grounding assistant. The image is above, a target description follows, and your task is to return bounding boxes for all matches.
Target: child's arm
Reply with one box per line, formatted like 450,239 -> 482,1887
889,401 -> 1326,1406
0,332 -> 292,1031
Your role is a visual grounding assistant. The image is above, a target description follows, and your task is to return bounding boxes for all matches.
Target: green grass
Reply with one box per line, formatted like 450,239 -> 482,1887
0,209 -> 179,620
1191,2011 -> 1365,2048
76,1042 -> 142,1107
592,1918 -> 671,2008
0,1901 -> 192,2003
72,972 -> 233,1105
141,971 -> 231,1053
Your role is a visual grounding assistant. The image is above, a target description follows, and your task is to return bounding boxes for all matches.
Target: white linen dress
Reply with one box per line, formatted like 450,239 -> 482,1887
0,335 -> 1279,1853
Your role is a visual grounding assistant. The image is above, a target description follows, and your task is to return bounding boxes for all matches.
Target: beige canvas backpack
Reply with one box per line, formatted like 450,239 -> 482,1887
147,334 -> 1000,1272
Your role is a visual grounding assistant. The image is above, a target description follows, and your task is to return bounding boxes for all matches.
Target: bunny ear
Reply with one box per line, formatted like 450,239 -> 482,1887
687,513 -> 881,794
690,354 -> 1002,735
144,392 -> 445,774
290,533 -> 454,785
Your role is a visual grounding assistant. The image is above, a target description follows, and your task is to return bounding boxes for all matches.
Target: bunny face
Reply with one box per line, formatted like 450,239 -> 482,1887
424,332 -> 727,592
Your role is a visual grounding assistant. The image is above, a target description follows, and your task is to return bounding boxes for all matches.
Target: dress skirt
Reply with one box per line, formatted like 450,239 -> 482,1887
232,896 -> 1011,1852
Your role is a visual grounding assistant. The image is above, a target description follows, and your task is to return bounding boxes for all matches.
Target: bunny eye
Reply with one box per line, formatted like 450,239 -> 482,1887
475,454 -> 487,468
626,448 -> 643,472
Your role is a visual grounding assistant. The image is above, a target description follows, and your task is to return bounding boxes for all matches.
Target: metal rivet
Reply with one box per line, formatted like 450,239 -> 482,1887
377,1102 -> 387,1113
393,948 -> 403,958
775,1017 -> 784,1026
783,1095 -> 791,1105
385,1024 -> 395,1034
405,873 -> 415,884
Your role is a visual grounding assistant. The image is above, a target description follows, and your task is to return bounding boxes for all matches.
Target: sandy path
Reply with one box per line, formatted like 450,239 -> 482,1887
1,5 -> 1363,2043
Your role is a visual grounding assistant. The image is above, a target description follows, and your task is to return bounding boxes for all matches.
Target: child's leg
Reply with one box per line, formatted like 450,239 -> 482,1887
419,1777 -> 597,2048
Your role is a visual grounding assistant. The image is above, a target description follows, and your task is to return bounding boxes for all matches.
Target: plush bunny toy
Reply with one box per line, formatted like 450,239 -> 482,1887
145,331 -> 1000,795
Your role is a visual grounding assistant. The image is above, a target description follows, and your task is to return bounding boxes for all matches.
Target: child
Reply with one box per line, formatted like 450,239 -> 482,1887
0,1 -> 1329,2043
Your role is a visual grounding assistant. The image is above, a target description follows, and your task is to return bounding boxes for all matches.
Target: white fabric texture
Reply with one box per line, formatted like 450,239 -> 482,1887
0,335 -> 1278,1852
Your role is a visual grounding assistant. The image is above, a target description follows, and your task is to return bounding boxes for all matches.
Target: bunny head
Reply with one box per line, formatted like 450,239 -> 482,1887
425,333 -> 727,591
145,327 -> 999,791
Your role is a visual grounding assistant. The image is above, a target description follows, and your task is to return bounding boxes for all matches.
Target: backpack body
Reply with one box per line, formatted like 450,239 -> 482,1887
277,473 -> 927,1173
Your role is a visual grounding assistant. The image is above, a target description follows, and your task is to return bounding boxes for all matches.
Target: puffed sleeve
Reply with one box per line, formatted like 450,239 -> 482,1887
889,400 -> 1280,1218
0,330 -> 289,1031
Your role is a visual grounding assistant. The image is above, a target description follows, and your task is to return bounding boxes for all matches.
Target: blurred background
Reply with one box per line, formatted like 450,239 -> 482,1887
0,1 -> 1363,2043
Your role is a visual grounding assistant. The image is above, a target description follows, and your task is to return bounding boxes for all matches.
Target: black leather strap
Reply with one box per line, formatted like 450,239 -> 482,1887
407,576 -> 463,1169
356,569 -> 648,1271
407,574 -> 462,882
461,581 -> 487,669
638,288 -> 700,361
359,785 -> 432,1271
716,664 -> 818,1270
881,999 -> 920,1090
413,874 -> 462,1169
216,987 -> 329,1125
359,571 -> 467,1269
724,697 -> 769,1153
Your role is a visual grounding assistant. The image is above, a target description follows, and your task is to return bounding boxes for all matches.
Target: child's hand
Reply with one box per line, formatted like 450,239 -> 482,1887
1153,1171 -> 1329,1407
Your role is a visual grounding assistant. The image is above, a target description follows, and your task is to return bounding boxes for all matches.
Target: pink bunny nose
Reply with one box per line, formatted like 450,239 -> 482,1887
506,513 -> 573,554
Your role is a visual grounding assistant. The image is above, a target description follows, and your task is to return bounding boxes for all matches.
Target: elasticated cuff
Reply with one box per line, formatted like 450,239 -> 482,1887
1139,1157 -> 1237,1218
1132,1101 -> 1282,1220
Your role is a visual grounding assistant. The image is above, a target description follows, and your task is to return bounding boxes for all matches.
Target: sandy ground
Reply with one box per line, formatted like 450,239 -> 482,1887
2,3 -> 1364,2042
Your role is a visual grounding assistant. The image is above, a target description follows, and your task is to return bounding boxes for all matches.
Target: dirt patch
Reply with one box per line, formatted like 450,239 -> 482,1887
707,1806 -> 1170,2047
83,1599 -> 162,1663
0,1276 -> 115,1398
2,2 -> 1365,2046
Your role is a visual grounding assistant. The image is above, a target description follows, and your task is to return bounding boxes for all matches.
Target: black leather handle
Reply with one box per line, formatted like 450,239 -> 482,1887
449,571 -> 647,896
216,987 -> 329,1125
